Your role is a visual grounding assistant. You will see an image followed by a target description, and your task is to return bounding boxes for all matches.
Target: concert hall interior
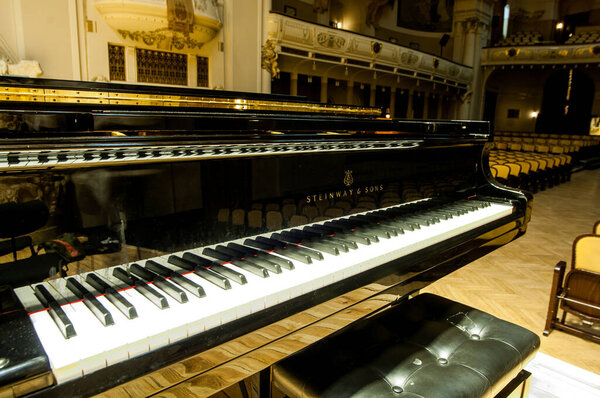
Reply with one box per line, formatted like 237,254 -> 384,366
1,0 -> 600,397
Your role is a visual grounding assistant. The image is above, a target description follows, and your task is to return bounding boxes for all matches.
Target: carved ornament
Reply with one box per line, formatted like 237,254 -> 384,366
0,59 -> 43,77
262,39 -> 280,80
317,33 -> 346,49
447,65 -> 459,77
400,52 -> 419,65
118,28 -> 206,50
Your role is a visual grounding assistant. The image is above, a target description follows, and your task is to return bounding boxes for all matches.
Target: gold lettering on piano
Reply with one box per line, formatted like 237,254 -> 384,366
305,184 -> 384,203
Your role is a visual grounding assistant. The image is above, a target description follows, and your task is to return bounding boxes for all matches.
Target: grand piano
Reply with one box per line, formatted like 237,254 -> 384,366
0,77 -> 532,397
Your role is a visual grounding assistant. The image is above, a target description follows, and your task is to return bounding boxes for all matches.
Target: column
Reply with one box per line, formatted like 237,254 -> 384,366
320,77 -> 328,103
369,84 -> 376,107
407,89 -> 414,119
437,94 -> 443,119
452,20 -> 464,64
261,0 -> 272,93
462,21 -> 477,67
346,79 -> 354,104
290,71 -> 298,96
125,46 -> 136,83
423,93 -> 429,119
187,54 -> 197,87
223,0 -> 234,90
389,87 -> 397,117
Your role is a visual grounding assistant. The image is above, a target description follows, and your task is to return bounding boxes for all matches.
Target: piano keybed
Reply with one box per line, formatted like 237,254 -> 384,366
13,198 -> 513,384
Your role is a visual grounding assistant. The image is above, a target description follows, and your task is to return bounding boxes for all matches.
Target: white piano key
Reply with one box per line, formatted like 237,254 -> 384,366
73,275 -> 149,360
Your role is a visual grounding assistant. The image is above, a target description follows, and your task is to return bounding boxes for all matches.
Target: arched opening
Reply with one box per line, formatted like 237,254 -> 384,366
536,69 -> 594,134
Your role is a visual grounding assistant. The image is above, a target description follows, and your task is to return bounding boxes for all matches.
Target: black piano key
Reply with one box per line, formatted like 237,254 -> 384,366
245,239 -> 312,264
256,236 -> 286,248
358,226 -> 391,239
323,221 -> 378,243
244,238 -> 274,251
113,267 -> 134,285
215,244 -> 284,273
243,257 -> 282,274
227,243 -> 295,270
327,235 -> 358,250
389,220 -> 419,231
34,285 -> 76,339
66,278 -> 114,327
303,225 -> 368,246
217,244 -> 283,273
231,259 -> 270,278
214,245 -> 245,258
128,263 -> 156,281
400,216 -> 430,227
325,221 -> 381,242
299,239 -> 340,256
113,267 -> 168,309
86,274 -> 137,319
274,231 -> 302,244
267,236 -> 324,261
331,219 -> 390,239
273,232 -> 339,256
130,264 -> 188,304
202,247 -> 271,277
176,254 -> 237,288
145,260 -> 206,298
202,247 -> 231,262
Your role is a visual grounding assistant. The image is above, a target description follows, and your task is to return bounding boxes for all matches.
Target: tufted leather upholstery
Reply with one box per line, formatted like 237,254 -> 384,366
272,293 -> 539,398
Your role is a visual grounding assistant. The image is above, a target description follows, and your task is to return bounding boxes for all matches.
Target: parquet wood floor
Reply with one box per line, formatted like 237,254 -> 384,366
424,168 -> 600,374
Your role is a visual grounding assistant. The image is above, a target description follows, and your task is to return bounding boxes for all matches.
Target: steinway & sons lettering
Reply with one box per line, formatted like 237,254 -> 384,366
306,184 -> 385,203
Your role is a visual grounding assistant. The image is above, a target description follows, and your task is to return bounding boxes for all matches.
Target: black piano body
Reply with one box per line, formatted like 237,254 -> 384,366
0,77 -> 532,397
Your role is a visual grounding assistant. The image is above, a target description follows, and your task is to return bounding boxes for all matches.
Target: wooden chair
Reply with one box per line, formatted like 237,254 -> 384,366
544,234 -> 600,342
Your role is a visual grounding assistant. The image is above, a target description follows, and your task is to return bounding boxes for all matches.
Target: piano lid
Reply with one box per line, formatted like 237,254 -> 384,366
0,76 -> 490,141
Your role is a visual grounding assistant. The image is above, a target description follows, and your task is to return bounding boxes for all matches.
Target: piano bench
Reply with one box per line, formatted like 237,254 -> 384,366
271,293 -> 539,398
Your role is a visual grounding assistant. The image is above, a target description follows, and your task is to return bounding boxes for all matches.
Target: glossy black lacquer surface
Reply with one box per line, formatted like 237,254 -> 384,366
0,78 -> 531,397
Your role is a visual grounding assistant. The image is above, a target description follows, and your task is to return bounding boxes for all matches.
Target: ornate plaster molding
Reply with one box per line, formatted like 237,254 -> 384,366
481,44 -> 600,66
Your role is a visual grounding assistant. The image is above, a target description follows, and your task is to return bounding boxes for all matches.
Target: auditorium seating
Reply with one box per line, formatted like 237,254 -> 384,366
544,224 -> 600,343
565,30 -> 600,44
494,31 -> 542,47
489,131 -> 600,191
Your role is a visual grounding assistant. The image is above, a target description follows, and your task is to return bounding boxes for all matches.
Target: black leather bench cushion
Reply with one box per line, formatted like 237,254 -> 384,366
272,293 -> 540,398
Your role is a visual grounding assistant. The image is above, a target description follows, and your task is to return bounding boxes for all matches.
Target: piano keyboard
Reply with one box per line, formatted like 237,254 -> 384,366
13,199 -> 514,383
0,140 -> 420,171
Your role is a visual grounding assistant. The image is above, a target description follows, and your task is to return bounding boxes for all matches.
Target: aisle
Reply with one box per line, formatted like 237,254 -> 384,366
424,168 -> 600,373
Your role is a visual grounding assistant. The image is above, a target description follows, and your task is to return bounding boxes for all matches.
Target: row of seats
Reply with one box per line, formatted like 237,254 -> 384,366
216,178 -> 467,233
495,131 -> 600,154
489,145 -> 572,192
544,221 -> 600,342
565,30 -> 600,44
494,31 -> 542,47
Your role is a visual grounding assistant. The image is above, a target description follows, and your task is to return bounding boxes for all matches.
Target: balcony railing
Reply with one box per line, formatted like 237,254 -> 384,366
267,13 -> 472,88
481,43 -> 600,66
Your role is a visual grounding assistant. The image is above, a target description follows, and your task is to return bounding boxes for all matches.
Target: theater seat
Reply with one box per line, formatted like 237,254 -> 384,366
544,233 -> 600,342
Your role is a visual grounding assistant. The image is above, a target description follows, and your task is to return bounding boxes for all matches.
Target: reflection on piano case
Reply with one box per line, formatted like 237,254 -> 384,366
0,77 -> 532,397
